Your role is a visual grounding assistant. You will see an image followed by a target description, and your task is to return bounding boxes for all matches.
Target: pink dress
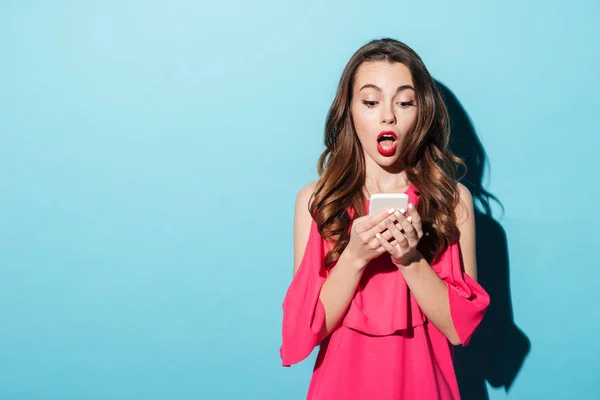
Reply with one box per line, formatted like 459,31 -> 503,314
280,184 -> 490,400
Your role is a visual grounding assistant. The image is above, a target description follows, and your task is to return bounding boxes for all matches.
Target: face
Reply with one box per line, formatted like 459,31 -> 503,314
350,61 -> 418,166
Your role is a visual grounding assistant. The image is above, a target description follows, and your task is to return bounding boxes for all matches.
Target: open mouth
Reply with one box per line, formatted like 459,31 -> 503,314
377,131 -> 398,156
377,133 -> 396,148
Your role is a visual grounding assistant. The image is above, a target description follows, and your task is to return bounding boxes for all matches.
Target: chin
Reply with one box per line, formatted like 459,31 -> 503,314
370,150 -> 401,166
378,156 -> 401,166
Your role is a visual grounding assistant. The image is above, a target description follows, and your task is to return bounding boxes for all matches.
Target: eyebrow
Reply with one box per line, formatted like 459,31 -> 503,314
359,84 -> 415,93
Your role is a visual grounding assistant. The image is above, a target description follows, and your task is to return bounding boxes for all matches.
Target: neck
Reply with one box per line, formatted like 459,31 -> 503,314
363,154 -> 410,196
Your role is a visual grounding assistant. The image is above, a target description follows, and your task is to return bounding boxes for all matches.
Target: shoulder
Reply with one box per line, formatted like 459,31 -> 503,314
455,182 -> 474,225
456,182 -> 473,204
454,182 -> 477,278
296,181 -> 317,209
292,182 -> 318,275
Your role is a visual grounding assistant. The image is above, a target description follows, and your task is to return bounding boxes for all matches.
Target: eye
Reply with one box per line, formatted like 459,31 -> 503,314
362,100 -> 378,108
397,101 -> 415,108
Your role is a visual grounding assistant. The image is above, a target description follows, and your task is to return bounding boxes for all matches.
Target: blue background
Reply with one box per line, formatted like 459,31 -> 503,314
1,1 -> 598,399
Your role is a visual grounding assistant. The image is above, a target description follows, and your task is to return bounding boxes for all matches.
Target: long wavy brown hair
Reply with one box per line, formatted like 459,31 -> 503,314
310,38 -> 467,267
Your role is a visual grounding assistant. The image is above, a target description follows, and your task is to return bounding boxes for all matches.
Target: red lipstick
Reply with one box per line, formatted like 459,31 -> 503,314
376,130 -> 398,157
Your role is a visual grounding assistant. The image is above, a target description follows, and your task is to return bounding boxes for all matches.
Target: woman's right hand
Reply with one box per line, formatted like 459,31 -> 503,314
344,208 -> 401,268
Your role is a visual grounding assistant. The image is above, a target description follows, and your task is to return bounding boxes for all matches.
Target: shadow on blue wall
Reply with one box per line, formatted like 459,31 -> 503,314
436,81 -> 532,399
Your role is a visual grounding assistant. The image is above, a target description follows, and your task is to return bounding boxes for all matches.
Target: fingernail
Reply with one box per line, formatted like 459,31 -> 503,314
407,216 -> 413,223
394,211 -> 401,217
399,208 -> 406,214
385,218 -> 391,225
408,203 -> 414,209
375,233 -> 381,239
388,208 -> 395,214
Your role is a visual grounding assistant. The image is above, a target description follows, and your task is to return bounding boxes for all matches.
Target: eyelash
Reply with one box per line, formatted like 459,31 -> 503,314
362,100 -> 415,109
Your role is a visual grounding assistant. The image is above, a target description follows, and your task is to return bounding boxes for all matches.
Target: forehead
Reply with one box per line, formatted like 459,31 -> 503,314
353,61 -> 414,91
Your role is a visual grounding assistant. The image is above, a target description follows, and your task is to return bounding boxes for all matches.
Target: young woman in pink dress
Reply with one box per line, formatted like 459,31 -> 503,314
280,38 -> 490,400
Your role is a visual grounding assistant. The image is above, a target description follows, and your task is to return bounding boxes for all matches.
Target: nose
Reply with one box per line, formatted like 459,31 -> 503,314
381,105 -> 396,125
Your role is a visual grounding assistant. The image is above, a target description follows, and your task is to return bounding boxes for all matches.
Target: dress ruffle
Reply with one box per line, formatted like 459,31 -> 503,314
280,218 -> 328,366
433,240 -> 490,345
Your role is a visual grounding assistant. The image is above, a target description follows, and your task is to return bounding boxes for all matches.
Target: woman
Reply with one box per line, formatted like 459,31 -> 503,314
280,38 -> 490,400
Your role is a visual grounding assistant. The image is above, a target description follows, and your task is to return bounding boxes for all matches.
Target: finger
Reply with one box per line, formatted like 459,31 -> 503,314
384,234 -> 399,247
407,203 -> 424,239
357,208 -> 396,234
366,235 -> 383,252
381,222 -> 400,246
377,229 -> 395,243
385,217 -> 410,250
394,210 -> 418,247
375,232 -> 396,254
366,211 -> 401,237
363,216 -> 398,252
396,230 -> 410,250
365,230 -> 389,254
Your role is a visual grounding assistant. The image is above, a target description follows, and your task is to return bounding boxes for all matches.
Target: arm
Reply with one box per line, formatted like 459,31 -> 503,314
293,183 -> 366,337
400,255 -> 461,344
399,183 -> 478,345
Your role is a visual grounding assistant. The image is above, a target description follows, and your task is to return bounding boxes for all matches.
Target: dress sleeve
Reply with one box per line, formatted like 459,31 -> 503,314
432,242 -> 490,346
280,218 -> 328,367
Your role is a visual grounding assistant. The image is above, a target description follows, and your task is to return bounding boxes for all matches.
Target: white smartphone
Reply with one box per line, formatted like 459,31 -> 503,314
368,193 -> 409,216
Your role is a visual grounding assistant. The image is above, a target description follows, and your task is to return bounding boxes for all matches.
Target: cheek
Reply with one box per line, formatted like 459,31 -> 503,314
352,107 -> 377,143
395,110 -> 418,137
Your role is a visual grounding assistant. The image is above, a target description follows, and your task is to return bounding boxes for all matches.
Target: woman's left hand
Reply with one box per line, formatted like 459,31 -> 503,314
375,203 -> 424,267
